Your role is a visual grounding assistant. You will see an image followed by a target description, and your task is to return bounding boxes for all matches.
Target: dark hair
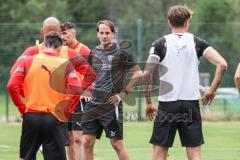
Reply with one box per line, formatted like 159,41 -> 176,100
168,5 -> 193,27
60,22 -> 76,31
96,20 -> 115,33
44,32 -> 63,48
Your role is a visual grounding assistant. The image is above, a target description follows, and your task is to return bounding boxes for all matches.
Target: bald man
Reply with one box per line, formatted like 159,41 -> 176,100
10,17 -> 61,76
41,17 -> 61,36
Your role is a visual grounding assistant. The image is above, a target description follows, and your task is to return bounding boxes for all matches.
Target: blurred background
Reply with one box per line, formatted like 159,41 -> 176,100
1,0 -> 240,160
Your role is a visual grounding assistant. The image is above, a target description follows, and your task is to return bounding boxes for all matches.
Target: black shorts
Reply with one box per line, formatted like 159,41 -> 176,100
150,100 -> 204,147
68,100 -> 87,131
81,102 -> 123,140
60,123 -> 69,146
20,112 -> 67,160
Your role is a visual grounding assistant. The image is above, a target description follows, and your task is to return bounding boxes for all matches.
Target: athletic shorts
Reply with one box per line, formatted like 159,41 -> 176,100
68,100 -> 87,131
150,100 -> 204,147
81,101 -> 123,140
20,112 -> 67,160
60,123 -> 69,146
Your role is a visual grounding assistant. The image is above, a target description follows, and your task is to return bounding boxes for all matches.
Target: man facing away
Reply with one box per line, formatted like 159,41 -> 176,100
10,17 -> 62,77
143,5 -> 227,160
7,32 -> 95,160
10,17 -> 95,151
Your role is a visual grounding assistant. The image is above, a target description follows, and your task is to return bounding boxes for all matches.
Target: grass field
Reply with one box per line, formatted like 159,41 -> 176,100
0,121 -> 240,160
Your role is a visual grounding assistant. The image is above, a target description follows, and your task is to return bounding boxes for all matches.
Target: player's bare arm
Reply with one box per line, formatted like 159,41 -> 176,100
235,63 -> 240,94
143,55 -> 159,120
202,47 -> 228,105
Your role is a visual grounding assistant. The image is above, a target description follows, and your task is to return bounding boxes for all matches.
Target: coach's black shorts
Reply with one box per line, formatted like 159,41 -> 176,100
68,100 -> 87,131
20,112 -> 66,160
81,102 -> 123,140
150,100 -> 204,147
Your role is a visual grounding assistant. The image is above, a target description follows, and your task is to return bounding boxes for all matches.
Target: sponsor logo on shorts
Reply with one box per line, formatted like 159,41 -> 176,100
110,130 -> 116,137
76,122 -> 81,127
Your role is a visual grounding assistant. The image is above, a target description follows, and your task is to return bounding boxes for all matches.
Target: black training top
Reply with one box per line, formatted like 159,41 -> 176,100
89,43 -> 136,101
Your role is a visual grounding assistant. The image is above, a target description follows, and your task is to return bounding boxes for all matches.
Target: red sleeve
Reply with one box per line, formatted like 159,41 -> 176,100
79,45 -> 91,57
77,60 -> 96,89
7,57 -> 33,116
66,71 -> 80,87
67,48 -> 79,59
69,55 -> 96,89
68,96 -> 80,113
65,71 -> 81,113
10,46 -> 38,76
67,50 -> 96,94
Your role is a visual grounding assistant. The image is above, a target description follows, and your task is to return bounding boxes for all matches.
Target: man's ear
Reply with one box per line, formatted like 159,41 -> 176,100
96,32 -> 99,39
72,29 -> 76,36
183,20 -> 188,28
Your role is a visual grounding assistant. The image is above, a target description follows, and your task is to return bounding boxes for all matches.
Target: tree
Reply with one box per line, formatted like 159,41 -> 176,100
66,0 -> 108,23
192,0 -> 238,86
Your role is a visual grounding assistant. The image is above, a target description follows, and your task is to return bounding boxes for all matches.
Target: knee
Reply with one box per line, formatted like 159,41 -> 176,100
111,140 -> 124,152
73,136 -> 81,144
82,136 -> 95,149
68,135 -> 74,143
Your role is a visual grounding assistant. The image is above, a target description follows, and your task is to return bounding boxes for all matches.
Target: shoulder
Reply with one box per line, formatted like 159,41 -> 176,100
193,35 -> 209,45
149,37 -> 166,54
152,37 -> 166,48
23,45 -> 39,56
67,48 -> 78,59
67,48 -> 86,62
90,46 -> 100,55
79,43 -> 91,56
155,37 -> 166,44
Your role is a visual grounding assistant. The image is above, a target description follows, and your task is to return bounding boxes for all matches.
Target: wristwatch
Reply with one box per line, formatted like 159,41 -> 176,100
122,88 -> 129,95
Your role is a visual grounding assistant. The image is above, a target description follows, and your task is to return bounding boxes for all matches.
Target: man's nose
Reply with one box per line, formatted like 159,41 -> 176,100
102,34 -> 107,38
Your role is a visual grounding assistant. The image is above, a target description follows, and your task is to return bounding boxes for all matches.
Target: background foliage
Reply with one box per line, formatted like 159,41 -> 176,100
0,0 -> 239,88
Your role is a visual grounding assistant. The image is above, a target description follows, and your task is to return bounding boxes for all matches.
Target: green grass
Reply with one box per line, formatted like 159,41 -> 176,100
0,122 -> 240,160
0,93 -> 19,121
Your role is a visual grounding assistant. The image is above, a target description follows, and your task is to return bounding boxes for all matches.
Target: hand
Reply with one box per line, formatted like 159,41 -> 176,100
108,91 -> 126,105
81,89 -> 92,102
145,103 -> 156,120
202,89 -> 216,106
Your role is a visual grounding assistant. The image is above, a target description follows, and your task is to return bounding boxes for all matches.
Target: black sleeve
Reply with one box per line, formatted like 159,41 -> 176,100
119,50 -> 137,70
87,50 -> 93,66
194,36 -> 210,58
149,37 -> 166,62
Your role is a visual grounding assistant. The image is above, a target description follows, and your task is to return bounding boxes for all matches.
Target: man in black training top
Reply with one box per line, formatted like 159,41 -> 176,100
81,20 -> 142,160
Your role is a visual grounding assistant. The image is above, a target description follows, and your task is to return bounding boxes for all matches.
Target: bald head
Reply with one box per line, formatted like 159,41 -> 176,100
41,17 -> 61,36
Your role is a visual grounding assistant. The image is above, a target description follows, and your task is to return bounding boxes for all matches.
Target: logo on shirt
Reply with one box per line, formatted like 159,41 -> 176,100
101,56 -> 113,70
41,65 -> 56,75
108,55 -> 114,63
